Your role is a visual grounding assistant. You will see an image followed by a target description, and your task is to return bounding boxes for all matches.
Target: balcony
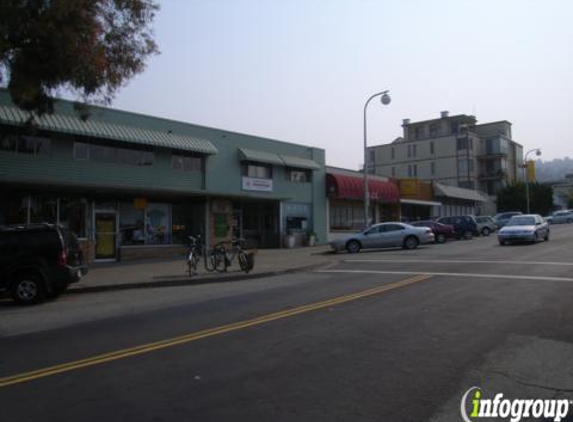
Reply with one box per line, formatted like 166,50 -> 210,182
478,170 -> 507,180
476,152 -> 507,160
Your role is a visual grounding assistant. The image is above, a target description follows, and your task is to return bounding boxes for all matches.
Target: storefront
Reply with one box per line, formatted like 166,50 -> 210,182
0,89 -> 327,261
326,167 -> 400,242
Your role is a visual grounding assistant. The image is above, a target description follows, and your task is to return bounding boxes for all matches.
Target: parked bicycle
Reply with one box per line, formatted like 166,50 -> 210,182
186,235 -> 219,276
212,237 -> 254,274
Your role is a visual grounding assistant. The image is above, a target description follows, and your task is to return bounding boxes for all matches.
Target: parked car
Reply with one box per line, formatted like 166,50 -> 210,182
475,216 -> 498,236
498,214 -> 549,245
544,214 -> 554,224
329,222 -> 435,253
494,211 -> 522,228
0,224 -> 87,305
551,210 -> 573,224
410,220 -> 455,243
436,216 -> 479,239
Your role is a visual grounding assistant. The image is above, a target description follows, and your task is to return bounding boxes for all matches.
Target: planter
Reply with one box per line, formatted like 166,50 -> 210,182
307,235 -> 316,247
283,235 -> 295,248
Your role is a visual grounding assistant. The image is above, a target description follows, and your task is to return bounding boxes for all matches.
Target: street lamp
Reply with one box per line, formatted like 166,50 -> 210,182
523,148 -> 541,214
363,90 -> 391,229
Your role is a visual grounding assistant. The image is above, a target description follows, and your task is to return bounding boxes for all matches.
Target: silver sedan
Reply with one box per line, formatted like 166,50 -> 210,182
497,214 -> 550,245
330,222 -> 435,253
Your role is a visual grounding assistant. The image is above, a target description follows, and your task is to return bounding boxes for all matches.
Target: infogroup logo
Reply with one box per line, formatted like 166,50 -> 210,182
460,386 -> 571,422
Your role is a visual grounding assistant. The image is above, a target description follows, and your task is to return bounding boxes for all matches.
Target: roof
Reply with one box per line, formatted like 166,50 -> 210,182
433,182 -> 489,202
326,172 -> 400,203
401,114 -> 477,127
239,149 -> 320,169
0,104 -> 218,155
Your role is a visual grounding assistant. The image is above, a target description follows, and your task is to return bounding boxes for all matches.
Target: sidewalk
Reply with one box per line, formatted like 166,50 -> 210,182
70,245 -> 336,293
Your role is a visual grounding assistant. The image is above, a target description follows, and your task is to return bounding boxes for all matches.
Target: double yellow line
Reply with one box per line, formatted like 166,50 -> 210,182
0,274 -> 430,389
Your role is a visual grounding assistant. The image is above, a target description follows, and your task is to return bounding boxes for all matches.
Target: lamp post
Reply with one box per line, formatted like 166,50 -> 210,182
523,148 -> 541,214
363,90 -> 391,229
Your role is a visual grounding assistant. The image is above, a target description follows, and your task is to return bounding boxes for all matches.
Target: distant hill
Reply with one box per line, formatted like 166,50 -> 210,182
534,157 -> 573,183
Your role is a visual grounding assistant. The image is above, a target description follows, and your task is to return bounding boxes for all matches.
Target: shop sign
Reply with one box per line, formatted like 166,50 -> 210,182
242,177 -> 273,192
134,197 -> 147,209
400,178 -> 420,196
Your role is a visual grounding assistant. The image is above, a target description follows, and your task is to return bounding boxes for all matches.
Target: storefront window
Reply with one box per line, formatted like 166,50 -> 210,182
146,203 -> 171,244
286,168 -> 311,183
119,202 -> 145,245
60,198 -> 87,238
172,203 -> 204,244
0,195 -> 28,225
330,203 -> 364,230
29,196 -> 57,224
172,154 -> 202,172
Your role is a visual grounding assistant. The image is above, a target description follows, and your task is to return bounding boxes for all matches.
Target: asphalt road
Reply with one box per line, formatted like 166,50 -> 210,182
1,224 -> 573,422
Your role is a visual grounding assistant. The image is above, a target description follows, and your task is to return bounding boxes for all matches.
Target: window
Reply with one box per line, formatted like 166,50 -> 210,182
430,141 -> 435,155
172,154 -> 202,172
458,181 -> 475,189
286,168 -> 311,183
243,162 -> 272,179
413,164 -> 418,177
0,195 -> 28,225
408,165 -> 413,177
429,124 -> 439,137
407,145 -> 412,157
457,137 -> 468,150
391,147 -> 395,160
369,150 -> 375,164
73,140 -> 155,166
451,121 -> 459,134
431,162 -> 435,175
18,136 -> 50,156
415,126 -> 424,140
0,133 -> 50,156
457,159 -> 474,174
29,196 -> 57,224
391,167 -> 395,177
330,203 -> 364,230
412,144 -> 417,157
60,198 -> 87,238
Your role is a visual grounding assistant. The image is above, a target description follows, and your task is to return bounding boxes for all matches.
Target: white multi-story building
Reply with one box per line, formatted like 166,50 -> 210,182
368,111 -> 524,196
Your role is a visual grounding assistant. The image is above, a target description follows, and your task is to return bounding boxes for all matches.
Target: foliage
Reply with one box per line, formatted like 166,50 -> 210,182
0,0 -> 159,115
496,182 -> 554,215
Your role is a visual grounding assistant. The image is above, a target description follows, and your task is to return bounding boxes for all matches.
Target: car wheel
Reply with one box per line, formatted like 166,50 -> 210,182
463,230 -> 473,240
435,234 -> 446,244
481,227 -> 491,236
403,235 -> 419,250
346,240 -> 361,254
11,273 -> 45,305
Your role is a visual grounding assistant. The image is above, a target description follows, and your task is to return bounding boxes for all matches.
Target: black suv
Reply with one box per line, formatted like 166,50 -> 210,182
436,215 -> 479,239
0,224 -> 88,304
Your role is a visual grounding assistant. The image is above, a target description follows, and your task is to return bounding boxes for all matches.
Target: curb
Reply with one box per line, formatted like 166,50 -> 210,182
67,260 -> 335,295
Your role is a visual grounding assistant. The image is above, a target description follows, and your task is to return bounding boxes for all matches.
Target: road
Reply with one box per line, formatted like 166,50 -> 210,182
1,224 -> 573,422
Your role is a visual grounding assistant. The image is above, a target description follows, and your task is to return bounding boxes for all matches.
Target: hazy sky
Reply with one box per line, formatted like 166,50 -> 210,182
113,0 -> 573,169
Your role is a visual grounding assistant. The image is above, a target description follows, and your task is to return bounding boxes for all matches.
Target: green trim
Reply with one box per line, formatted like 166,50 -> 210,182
0,105 -> 218,155
279,154 -> 320,170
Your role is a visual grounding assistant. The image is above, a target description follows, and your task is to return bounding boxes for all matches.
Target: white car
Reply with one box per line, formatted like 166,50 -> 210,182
551,210 -> 573,224
498,214 -> 550,245
330,222 -> 435,253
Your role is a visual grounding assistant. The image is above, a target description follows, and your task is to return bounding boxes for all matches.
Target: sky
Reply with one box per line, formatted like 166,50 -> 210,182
112,0 -> 573,169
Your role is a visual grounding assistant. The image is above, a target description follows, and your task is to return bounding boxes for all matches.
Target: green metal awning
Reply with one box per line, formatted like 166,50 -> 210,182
0,105 -> 218,155
279,154 -> 320,170
238,148 -> 284,165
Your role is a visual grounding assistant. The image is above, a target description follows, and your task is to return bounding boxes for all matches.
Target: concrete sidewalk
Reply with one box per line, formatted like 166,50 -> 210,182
70,245 -> 336,293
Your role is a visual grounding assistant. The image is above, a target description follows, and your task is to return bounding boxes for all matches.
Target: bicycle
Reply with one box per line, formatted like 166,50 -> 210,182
186,235 -> 219,276
212,237 -> 254,274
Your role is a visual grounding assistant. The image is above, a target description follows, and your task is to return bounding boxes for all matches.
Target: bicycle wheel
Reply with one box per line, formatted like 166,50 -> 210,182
213,249 -> 227,273
203,248 -> 217,272
238,251 -> 250,273
187,252 -> 198,276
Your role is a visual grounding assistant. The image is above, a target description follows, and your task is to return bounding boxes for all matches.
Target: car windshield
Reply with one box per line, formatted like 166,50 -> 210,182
506,216 -> 536,226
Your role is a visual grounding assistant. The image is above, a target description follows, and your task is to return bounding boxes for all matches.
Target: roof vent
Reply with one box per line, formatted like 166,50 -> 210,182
402,118 -> 410,125
440,111 -> 449,118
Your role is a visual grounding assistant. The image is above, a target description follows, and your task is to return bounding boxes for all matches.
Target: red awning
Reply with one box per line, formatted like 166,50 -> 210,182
326,173 -> 400,203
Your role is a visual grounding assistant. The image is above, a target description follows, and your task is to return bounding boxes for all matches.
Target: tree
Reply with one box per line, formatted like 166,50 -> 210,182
0,0 -> 159,115
496,182 -> 554,215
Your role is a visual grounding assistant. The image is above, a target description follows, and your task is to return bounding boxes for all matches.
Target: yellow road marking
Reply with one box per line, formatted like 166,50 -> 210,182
0,274 -> 431,388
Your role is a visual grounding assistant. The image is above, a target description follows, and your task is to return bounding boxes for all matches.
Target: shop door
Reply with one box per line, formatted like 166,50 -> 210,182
95,213 -> 117,260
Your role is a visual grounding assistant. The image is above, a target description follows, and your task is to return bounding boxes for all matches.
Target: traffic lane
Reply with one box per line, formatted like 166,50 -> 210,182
332,257 -> 573,280
0,271 -> 417,377
2,273 -> 573,422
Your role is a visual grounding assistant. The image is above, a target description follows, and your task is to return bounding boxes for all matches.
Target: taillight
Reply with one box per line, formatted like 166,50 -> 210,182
58,249 -> 68,267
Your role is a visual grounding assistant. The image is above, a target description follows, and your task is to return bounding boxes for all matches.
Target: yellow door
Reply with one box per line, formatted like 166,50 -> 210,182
95,214 -> 117,259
